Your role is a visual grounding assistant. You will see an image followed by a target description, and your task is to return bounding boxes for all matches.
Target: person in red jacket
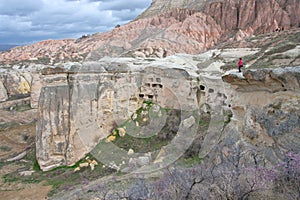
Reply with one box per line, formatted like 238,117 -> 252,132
238,58 -> 243,72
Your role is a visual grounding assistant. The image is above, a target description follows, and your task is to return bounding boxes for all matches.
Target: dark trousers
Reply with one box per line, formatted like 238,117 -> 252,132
238,65 -> 243,72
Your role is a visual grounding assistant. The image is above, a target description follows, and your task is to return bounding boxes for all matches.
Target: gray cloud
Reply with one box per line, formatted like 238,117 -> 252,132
98,0 -> 151,11
0,0 -> 43,16
0,0 -> 151,45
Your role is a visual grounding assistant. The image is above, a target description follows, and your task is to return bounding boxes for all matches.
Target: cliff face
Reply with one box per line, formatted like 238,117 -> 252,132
35,58 -> 202,171
0,0 -> 299,65
220,67 -> 300,166
34,52 -> 300,171
1,31 -> 298,176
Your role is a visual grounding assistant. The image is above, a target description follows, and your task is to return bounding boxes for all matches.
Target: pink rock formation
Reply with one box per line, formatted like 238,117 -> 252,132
0,0 -> 299,65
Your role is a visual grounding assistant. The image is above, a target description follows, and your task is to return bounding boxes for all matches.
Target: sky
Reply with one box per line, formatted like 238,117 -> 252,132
0,0 -> 152,45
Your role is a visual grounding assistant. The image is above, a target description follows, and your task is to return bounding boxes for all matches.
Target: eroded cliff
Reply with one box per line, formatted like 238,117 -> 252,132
0,0 -> 299,65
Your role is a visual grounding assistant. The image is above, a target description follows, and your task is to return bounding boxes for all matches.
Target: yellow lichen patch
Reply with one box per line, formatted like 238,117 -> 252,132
18,80 -> 31,94
106,135 -> 116,142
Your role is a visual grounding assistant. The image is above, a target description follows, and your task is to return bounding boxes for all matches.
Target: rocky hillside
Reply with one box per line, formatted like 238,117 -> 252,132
0,1 -> 299,199
0,0 -> 299,65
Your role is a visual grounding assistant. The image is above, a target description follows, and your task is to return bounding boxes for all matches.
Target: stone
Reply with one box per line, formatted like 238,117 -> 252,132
74,167 -> 80,172
182,116 -> 196,128
154,148 -> 165,164
79,162 -> 89,168
136,121 -> 140,127
137,156 -> 150,166
128,149 -> 135,156
128,158 -> 137,167
18,76 -> 31,94
90,163 -> 95,171
117,127 -> 126,137
142,117 -> 148,122
133,51 -> 146,58
6,151 -> 27,162
19,170 -> 35,176
106,136 -> 116,143
0,80 -> 8,102
91,160 -> 98,166
132,113 -> 138,120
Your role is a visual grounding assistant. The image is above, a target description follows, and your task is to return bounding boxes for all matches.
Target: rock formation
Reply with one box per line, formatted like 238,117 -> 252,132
0,0 -> 299,65
34,49 -> 300,171
35,57 -> 204,171
222,67 -> 300,156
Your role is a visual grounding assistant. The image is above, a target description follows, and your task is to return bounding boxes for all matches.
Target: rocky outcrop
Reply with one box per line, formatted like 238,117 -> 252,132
222,67 -> 300,92
0,72 -> 32,100
35,58 -> 300,183
0,38 -> 99,65
36,58 -> 206,171
202,0 -> 299,35
220,67 -> 300,166
0,80 -> 8,102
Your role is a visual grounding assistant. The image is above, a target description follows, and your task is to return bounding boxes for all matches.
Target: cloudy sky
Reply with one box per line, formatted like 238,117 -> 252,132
0,0 -> 152,45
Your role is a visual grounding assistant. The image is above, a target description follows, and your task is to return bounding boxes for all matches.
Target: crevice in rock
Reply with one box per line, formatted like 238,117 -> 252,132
64,72 -> 72,164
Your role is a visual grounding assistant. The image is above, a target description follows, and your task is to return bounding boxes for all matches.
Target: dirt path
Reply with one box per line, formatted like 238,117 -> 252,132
0,106 -> 52,200
0,184 -> 52,200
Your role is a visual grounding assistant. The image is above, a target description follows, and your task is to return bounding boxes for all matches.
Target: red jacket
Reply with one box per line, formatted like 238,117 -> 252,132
238,59 -> 243,67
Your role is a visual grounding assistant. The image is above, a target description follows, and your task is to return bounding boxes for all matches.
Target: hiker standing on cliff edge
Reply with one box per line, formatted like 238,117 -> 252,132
238,58 -> 243,72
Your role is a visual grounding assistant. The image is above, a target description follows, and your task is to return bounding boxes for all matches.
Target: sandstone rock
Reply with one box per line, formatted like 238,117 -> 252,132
0,80 -> 8,102
222,67 -> 300,92
133,51 -> 146,58
137,156 -> 150,166
154,147 -> 166,164
132,113 -> 138,120
135,121 -> 140,127
128,158 -> 137,167
216,66 -> 300,168
127,149 -> 135,156
117,127 -> 126,137
74,167 -> 80,172
90,163 -> 95,171
19,170 -> 35,176
30,73 -> 42,108
142,117 -> 148,122
6,151 -> 27,162
18,76 -> 31,94
91,160 -> 98,166
106,136 -> 116,143
79,162 -> 89,168
36,59 -> 201,170
182,116 -> 196,128
1,0 -> 298,65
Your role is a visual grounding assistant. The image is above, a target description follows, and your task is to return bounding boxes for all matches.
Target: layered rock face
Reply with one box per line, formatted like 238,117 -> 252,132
0,72 -> 32,102
35,58 -> 300,174
0,0 -> 299,65
221,67 -> 300,165
36,58 -> 205,171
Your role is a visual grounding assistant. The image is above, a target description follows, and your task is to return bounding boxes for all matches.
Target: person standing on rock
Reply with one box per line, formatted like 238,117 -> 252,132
238,58 -> 243,72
